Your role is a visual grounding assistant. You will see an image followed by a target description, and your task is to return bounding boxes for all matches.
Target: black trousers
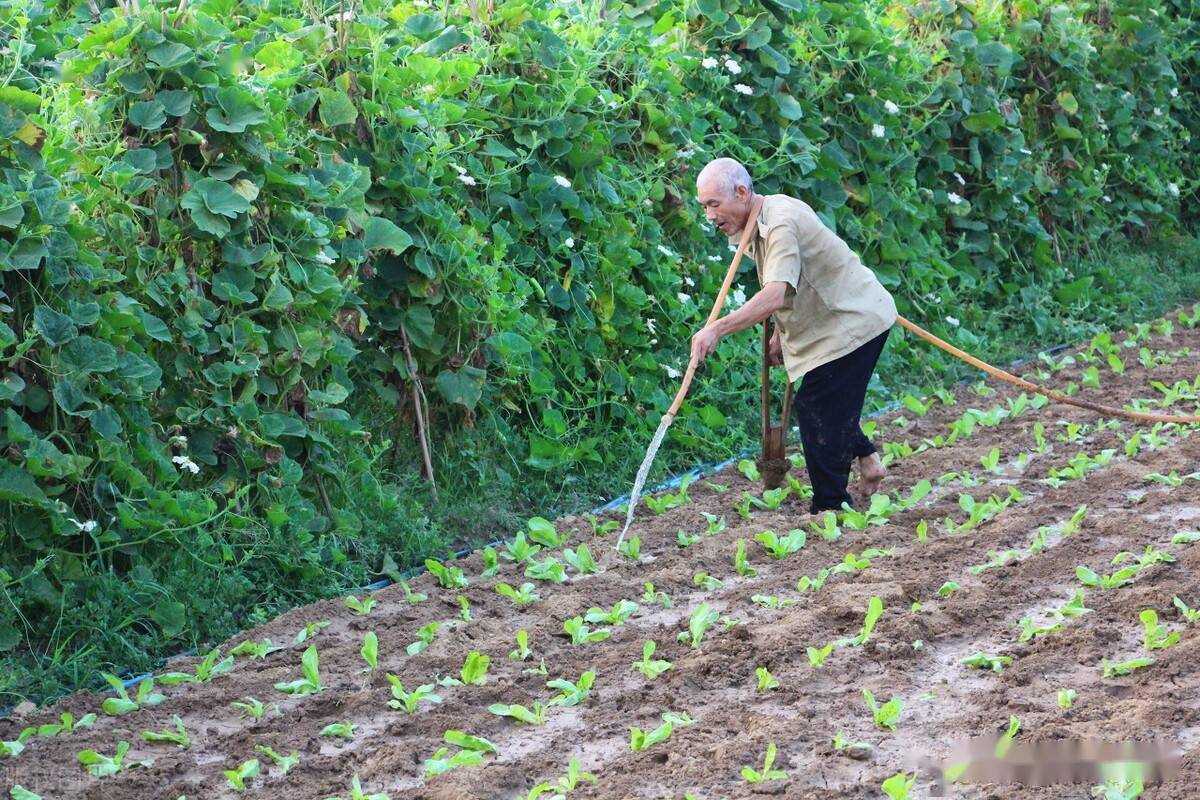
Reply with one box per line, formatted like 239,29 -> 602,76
790,328 -> 890,514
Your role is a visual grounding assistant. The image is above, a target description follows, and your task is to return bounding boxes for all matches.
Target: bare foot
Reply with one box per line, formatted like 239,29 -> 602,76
858,453 -> 887,495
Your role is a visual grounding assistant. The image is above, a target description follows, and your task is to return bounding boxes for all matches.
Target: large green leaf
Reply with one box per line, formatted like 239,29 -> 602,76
59,336 -> 118,374
317,88 -> 358,127
205,86 -> 267,132
33,306 -> 78,346
0,463 -> 48,506
128,100 -> 167,130
435,366 -> 486,410
362,217 -> 413,254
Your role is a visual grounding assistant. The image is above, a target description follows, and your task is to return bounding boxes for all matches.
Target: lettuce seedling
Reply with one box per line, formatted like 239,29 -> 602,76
1172,531 -> 1200,545
159,647 -> 235,685
1102,657 -> 1155,678
320,722 -> 356,739
2,730 -> 32,757
488,702 -> 547,725
1113,544 -> 1175,570
681,603 -> 719,650
863,688 -> 904,730
1076,565 -> 1140,590
1058,589 -> 1091,617
399,579 -> 427,605
479,546 -> 500,578
1090,776 -> 1144,800
231,638 -> 284,660
584,512 -> 620,537
881,772 -> 916,800
523,658 -> 548,676
142,715 -> 190,749
343,594 -> 377,616
980,447 -> 1001,473
496,582 -> 541,607
832,732 -> 873,753
254,744 -> 299,775
1057,688 -> 1076,709
585,599 -> 638,626
742,742 -> 788,783
1139,610 -> 1180,650
230,696 -> 278,721
897,479 -> 933,510
936,581 -> 959,598
840,494 -> 894,529
502,531 -> 541,565
642,582 -> 672,607
1174,596 -> 1200,622
360,631 -> 378,671
752,594 -> 797,609
425,558 -> 467,589
734,493 -> 754,521
617,535 -> 642,561
755,667 -> 780,692
525,555 -> 568,583
968,549 -> 1022,574
796,568 -> 830,593
36,712 -> 96,738
677,529 -> 700,547
1018,615 -> 1062,641
224,758 -> 260,791
547,671 -> 595,707
563,616 -> 611,644
693,572 -> 723,590
100,673 -> 166,715
324,774 -> 391,800
960,652 -> 1012,673
407,621 -> 439,656
831,551 -> 872,574
458,651 -> 489,685
632,641 -> 673,679
274,645 -> 322,695
734,538 -> 758,576
811,512 -> 842,542
630,720 -> 673,752
385,675 -> 441,713
737,459 -> 761,481
551,757 -> 597,792
457,594 -> 472,622
702,511 -> 727,536
526,517 -> 569,549
755,529 -> 806,559
901,394 -> 931,416
510,630 -> 533,661
563,543 -> 598,574
706,481 -> 730,493
77,740 -> 153,777
644,474 -> 693,514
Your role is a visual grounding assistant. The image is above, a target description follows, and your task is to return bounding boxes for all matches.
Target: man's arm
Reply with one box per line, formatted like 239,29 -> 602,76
690,281 -> 791,363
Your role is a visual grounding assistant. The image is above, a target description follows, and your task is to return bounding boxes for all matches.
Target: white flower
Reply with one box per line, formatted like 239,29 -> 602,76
702,57 -> 719,69
554,175 -> 571,188
953,172 -> 965,185
657,244 -> 674,257
684,276 -> 695,287
663,364 -> 681,379
646,318 -> 657,334
564,237 -> 575,248
1171,87 -> 1179,98
945,316 -> 960,327
1102,195 -> 1112,203
1168,183 -> 1179,197
1153,107 -> 1163,116
677,292 -> 691,304
453,164 -> 468,175
172,455 -> 200,475
313,251 -> 336,264
171,435 -> 188,447
644,199 -> 653,207
724,59 -> 741,74
871,124 -> 886,138
457,174 -> 476,186
608,100 -> 619,109
884,100 -> 899,115
887,54 -> 897,63
729,287 -> 747,307
1020,148 -> 1032,155
69,518 -> 98,533
708,255 -> 722,261
947,192 -> 963,205
733,83 -> 753,96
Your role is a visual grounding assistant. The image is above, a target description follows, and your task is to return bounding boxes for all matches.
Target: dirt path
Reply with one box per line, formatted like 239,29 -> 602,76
4,311 -> 1200,799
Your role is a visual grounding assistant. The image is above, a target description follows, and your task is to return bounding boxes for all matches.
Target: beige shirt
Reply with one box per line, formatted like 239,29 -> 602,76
728,194 -> 897,382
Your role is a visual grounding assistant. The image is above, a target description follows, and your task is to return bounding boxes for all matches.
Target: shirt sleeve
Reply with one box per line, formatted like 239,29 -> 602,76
760,224 -> 801,293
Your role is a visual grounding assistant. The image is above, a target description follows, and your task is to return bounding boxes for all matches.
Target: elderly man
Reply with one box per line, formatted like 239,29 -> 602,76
689,157 -> 897,515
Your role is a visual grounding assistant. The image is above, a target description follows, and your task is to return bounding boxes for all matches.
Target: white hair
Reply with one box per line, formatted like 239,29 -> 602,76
697,158 -> 754,198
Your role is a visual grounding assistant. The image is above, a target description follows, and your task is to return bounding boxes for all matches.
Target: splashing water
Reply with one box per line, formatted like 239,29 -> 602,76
616,413 -> 674,549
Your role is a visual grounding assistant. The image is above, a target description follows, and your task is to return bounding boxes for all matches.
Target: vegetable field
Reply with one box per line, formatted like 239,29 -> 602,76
5,310 -> 1200,799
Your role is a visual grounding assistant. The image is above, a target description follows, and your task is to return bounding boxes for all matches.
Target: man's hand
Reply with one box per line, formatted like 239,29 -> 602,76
767,329 -> 783,366
690,325 -> 721,364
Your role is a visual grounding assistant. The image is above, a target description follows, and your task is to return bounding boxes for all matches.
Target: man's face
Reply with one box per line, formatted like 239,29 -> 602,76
696,180 -> 750,236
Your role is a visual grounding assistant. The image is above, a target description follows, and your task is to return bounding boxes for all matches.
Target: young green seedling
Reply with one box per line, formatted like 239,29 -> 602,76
1139,610 -> 1180,650
224,758 -> 260,790
158,647 -> 236,685
361,631 -> 379,671
642,582 -> 672,607
755,667 -> 780,692
617,536 -> 642,561
451,651 -> 489,685
679,603 -> 719,650
677,528 -> 700,547
551,756 -> 597,792
1075,564 -> 1141,590
832,732 -> 873,753
742,742 -> 788,783
936,581 -> 959,598
77,740 -> 154,777
644,474 -> 693,514
807,641 -> 834,668
343,594 -> 377,615
881,772 -> 916,799
755,529 -> 806,559
734,538 -> 758,576
632,640 -> 672,679
458,594 -> 471,622
320,722 -> 356,739
840,494 -> 895,529
424,558 -> 467,589
833,596 -> 884,647
254,744 -> 299,775
510,629 -> 533,661
585,599 -> 638,626
863,689 -> 904,731
36,712 -> 96,737
1174,596 -> 1200,622
630,711 -> 692,753
702,511 -> 727,536
231,638 -> 284,660
407,621 -> 439,656
1057,688 -> 1076,709
399,579 -> 427,605
797,568 -> 831,592
751,594 -> 797,609
480,546 -> 500,578
1102,657 -> 1155,678
100,673 -> 166,715
961,652 -> 1013,673
230,696 -> 278,721
325,773 -> 391,800
142,715 -> 190,749
1173,531 -> 1200,545
811,511 -> 842,542
693,572 -> 723,590
584,512 -> 620,537
502,531 -> 541,565
547,671 -> 595,707
1018,615 -> 1063,641
1113,544 -> 1175,570
705,481 -> 730,493
564,616 -> 611,644
496,581 -> 541,607
385,675 -> 442,713
525,516 -> 569,548
968,549 -> 1022,574
273,645 -> 322,696
488,702 -> 547,725
563,543 -> 598,574
737,459 -> 761,481
525,555 -> 568,583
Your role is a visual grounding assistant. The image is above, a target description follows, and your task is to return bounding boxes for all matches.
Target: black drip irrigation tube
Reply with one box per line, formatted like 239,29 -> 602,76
102,340 -> 1071,694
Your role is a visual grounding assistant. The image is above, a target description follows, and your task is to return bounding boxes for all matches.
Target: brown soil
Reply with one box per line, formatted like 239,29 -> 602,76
5,313 -> 1200,800
756,457 -> 791,491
